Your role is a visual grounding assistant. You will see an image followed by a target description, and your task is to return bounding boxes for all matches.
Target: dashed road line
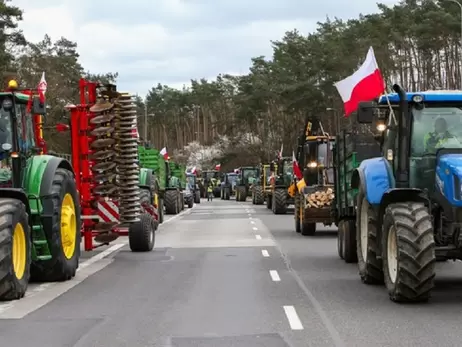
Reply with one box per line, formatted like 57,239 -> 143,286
269,270 -> 280,281
250,220 -> 255,224
255,234 -> 262,240
262,249 -> 269,257
252,227 -> 258,231
283,306 -> 304,330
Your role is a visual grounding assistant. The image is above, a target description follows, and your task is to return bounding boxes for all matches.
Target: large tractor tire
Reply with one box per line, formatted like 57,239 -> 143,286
356,189 -> 383,284
224,188 -> 230,200
337,221 -> 345,259
272,188 -> 287,214
158,198 -> 164,223
253,186 -> 264,205
0,198 -> 31,301
236,186 -> 246,202
31,168 -> 81,282
266,193 -> 272,209
382,202 -> 435,303
129,213 -> 156,252
164,189 -> 179,215
194,191 -> 201,204
342,220 -> 357,263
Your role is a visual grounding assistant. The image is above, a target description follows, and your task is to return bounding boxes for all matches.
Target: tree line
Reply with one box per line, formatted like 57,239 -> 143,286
144,0 -> 462,168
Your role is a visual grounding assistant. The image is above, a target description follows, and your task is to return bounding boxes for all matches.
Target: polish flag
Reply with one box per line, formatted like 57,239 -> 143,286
292,151 -> 302,180
334,47 -> 385,117
191,166 -> 197,174
37,71 -> 47,104
278,144 -> 283,159
215,163 -> 221,170
160,147 -> 168,160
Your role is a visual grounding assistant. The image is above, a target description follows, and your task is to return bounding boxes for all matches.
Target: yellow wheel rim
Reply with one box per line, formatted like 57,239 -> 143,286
154,193 -> 158,206
12,223 -> 26,280
60,193 -> 77,259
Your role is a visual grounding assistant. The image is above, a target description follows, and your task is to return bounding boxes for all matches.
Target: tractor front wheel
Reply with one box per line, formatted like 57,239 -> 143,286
0,198 -> 31,300
272,188 -> 287,214
31,168 -> 81,282
129,213 -> 156,252
382,202 -> 435,302
236,186 -> 246,201
164,190 -> 179,214
343,220 -> 357,263
254,186 -> 264,205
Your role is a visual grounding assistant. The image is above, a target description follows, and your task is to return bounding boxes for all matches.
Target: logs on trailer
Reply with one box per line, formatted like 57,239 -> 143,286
305,188 -> 334,208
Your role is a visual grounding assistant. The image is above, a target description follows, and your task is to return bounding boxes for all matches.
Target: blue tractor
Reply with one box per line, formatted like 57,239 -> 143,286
352,85 -> 462,303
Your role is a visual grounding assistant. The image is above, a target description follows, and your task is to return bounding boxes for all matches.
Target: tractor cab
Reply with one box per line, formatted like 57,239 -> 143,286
235,166 -> 259,201
0,82 -> 47,187
301,136 -> 335,186
272,157 -> 293,187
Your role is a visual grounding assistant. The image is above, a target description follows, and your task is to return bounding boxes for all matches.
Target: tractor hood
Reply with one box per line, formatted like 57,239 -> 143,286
436,154 -> 462,206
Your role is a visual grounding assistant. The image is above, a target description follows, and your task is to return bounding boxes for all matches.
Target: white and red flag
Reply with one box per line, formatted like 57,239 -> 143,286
37,71 -> 47,103
292,151 -> 302,180
215,163 -> 221,171
160,147 -> 168,160
334,47 -> 385,117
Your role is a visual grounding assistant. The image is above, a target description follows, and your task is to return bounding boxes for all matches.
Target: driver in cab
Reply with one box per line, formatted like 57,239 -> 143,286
424,117 -> 455,152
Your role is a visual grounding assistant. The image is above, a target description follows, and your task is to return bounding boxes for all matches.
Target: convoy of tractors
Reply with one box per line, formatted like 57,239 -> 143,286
2,73 -> 461,305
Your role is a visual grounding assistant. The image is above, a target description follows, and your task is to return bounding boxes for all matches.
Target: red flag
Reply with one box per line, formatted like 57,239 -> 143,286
292,151 -> 302,180
334,47 -> 385,117
37,72 -> 47,104
215,163 -> 221,171
160,147 -> 168,160
278,144 -> 283,159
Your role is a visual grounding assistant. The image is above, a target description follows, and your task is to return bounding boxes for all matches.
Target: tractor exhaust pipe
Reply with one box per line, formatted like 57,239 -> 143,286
392,84 -> 409,187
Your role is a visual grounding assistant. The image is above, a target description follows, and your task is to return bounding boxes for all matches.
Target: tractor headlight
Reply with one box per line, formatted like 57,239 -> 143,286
308,161 -> 317,168
412,94 -> 423,103
376,122 -> 386,131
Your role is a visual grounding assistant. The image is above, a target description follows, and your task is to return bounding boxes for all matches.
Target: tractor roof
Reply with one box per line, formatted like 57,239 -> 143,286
0,92 -> 30,102
379,90 -> 462,104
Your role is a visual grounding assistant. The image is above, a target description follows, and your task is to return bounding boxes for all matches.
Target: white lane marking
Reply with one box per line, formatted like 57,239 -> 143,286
269,270 -> 280,281
262,250 -> 269,257
255,235 -> 262,240
247,213 -> 251,216
0,242 -> 126,319
283,306 -> 304,330
248,217 -> 252,219
252,227 -> 258,231
250,221 -> 255,224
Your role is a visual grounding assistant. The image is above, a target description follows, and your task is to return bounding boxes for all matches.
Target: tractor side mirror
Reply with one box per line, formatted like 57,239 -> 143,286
32,96 -> 46,115
357,101 -> 375,123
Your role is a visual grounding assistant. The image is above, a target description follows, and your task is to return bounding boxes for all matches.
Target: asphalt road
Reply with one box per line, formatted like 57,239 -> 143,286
1,198 -> 462,346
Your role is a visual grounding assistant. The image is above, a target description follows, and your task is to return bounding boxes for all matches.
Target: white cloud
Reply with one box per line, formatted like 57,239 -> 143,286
13,0 -> 400,97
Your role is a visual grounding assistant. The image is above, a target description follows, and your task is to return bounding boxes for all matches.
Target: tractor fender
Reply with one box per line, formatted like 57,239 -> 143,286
22,155 -> 74,214
0,188 -> 31,216
351,157 -> 395,205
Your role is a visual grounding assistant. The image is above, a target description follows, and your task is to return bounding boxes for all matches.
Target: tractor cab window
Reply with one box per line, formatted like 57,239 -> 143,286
243,169 -> 258,184
0,98 -> 14,185
410,106 -> 462,190
186,175 -> 196,189
318,141 -> 335,184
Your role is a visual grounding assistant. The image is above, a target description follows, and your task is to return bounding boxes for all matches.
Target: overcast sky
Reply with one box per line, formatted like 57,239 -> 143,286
14,0 -> 398,97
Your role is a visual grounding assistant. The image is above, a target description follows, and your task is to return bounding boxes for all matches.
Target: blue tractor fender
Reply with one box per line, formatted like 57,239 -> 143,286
351,157 -> 396,205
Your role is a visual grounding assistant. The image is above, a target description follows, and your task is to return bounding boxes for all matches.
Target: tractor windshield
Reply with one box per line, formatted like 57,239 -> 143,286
410,106 -> 462,189
227,173 -> 237,184
186,175 -> 196,189
243,168 -> 258,184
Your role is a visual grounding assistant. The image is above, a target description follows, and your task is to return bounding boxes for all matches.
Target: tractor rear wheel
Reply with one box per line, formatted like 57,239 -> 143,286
0,199 -> 31,301
31,168 -> 81,282
158,198 -> 164,223
164,190 -> 179,214
343,220 -> 357,263
272,188 -> 287,214
236,186 -> 246,201
224,189 -> 230,200
337,221 -> 345,259
195,191 -> 201,203
356,189 -> 383,284
294,199 -> 301,233
266,194 -> 272,209
129,213 -> 156,252
382,202 -> 435,302
254,186 -> 264,205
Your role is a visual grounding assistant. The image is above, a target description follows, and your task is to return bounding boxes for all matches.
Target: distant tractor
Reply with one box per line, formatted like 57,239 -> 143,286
266,157 -> 294,214
221,172 -> 237,200
0,79 -> 81,301
235,166 -> 259,202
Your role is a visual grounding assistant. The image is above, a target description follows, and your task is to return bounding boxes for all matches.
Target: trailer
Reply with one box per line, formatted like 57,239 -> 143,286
66,79 -> 159,252
333,123 -> 380,263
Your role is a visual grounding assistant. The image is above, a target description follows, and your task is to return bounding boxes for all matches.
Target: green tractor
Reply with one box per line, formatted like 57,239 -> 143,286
221,172 -> 238,200
186,172 -> 201,204
0,85 -> 81,301
267,157 -> 294,214
164,162 -> 184,214
235,166 -> 259,202
202,170 -> 221,198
